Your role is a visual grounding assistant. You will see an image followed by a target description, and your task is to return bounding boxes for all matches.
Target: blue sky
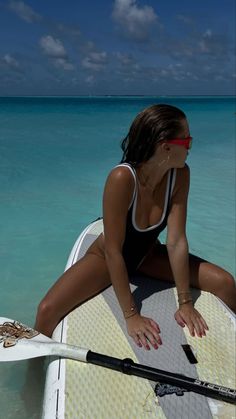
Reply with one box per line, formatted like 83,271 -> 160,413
0,0 -> 235,95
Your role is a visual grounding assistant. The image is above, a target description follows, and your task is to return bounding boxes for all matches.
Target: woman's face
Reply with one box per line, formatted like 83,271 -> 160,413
152,118 -> 191,169
168,119 -> 191,168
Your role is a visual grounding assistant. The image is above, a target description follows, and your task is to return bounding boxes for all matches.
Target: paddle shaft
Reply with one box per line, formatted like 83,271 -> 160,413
0,317 -> 235,404
87,351 -> 236,405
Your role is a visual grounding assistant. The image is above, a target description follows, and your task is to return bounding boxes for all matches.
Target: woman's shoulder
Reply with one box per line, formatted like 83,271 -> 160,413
107,164 -> 136,186
103,164 -> 136,200
172,164 -> 190,195
176,163 -> 190,181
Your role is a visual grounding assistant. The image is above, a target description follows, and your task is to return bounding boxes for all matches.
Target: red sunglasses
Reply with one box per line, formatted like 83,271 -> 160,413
165,136 -> 192,150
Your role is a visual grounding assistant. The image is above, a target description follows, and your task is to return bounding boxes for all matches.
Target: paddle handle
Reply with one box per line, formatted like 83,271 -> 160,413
47,342 -> 88,362
87,351 -> 236,405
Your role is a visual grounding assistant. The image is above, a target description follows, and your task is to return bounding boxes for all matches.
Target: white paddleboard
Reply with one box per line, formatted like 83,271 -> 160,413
42,219 -> 236,419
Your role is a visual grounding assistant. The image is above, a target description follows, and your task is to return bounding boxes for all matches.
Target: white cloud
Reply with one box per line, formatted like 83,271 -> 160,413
82,51 -> 108,71
115,52 -> 140,78
39,35 -> 74,70
90,52 -> 107,62
214,74 -> 226,81
160,69 -> 168,76
54,58 -> 74,71
85,75 -> 95,84
3,54 -> 19,68
112,0 -> 158,41
203,29 -> 212,38
157,63 -> 199,82
8,0 -> 41,23
199,30 -> 212,52
116,52 -> 135,66
40,35 -> 67,58
197,29 -> 230,59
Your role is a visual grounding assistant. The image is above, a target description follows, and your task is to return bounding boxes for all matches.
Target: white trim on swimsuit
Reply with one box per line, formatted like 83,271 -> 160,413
115,163 -> 177,232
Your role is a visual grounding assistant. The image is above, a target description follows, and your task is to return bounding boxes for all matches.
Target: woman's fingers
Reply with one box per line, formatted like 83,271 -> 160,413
186,318 -> 195,336
146,324 -> 162,346
149,319 -> 161,333
200,315 -> 209,331
175,307 -> 209,337
135,320 -> 162,350
195,317 -> 206,337
144,318 -> 162,349
137,331 -> 151,350
174,311 -> 186,328
190,311 -> 209,337
132,333 -> 142,348
194,315 -> 209,337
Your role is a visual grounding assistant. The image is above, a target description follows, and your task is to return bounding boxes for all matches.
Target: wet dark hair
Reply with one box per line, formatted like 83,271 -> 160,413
120,104 -> 186,166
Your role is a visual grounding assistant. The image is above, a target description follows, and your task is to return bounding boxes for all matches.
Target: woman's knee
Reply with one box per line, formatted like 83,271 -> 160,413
209,268 -> 235,294
35,297 -> 64,336
36,298 -> 59,323
218,271 -> 235,290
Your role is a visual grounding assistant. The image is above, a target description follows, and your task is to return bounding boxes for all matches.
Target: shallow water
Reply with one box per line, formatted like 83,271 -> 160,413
0,96 -> 235,418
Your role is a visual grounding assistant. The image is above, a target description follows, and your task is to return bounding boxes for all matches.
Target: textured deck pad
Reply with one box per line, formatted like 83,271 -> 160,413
176,289 -> 236,419
59,220 -> 235,419
103,276 -> 236,419
65,294 -> 165,418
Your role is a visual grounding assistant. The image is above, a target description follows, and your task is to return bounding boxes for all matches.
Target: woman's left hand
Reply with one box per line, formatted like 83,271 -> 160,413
174,302 -> 209,337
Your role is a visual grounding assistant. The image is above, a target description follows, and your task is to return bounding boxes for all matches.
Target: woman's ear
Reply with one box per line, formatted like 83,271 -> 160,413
161,142 -> 171,152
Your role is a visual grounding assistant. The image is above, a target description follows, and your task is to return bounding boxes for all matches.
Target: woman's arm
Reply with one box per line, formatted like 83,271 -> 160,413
167,165 -> 208,337
166,164 -> 191,296
103,166 -> 161,349
103,166 -> 136,315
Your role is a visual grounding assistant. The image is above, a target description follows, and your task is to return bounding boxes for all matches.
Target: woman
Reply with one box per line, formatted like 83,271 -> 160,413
35,104 -> 236,350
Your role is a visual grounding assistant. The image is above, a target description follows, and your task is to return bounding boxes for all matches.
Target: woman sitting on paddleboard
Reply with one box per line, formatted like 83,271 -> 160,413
35,104 -> 236,350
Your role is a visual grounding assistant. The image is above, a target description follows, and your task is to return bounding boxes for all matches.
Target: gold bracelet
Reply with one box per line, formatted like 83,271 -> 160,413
177,291 -> 191,296
124,305 -> 137,319
178,291 -> 192,303
179,298 -> 193,306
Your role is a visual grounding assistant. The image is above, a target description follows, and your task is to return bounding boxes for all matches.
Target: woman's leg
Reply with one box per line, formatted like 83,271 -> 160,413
138,243 -> 236,313
35,253 -> 111,337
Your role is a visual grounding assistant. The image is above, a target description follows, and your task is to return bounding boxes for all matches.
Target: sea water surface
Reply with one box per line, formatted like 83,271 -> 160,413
0,96 -> 235,418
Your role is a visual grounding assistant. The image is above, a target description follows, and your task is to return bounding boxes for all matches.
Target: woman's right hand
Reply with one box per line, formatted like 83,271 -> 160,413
126,313 -> 162,350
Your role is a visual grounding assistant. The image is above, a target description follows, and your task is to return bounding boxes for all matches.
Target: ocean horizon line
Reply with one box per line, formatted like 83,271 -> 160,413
1,94 -> 235,99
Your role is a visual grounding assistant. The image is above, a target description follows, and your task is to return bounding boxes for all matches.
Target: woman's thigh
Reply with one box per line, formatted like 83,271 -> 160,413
137,243 -> 233,294
40,252 -> 111,317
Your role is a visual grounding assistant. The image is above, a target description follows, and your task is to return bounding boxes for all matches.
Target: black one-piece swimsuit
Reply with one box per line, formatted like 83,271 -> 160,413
118,163 -> 176,275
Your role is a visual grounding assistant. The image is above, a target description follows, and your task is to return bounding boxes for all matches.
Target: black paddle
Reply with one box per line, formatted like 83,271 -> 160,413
0,317 -> 235,405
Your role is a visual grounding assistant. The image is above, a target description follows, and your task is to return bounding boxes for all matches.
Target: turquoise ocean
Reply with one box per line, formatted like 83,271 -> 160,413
0,96 -> 235,418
